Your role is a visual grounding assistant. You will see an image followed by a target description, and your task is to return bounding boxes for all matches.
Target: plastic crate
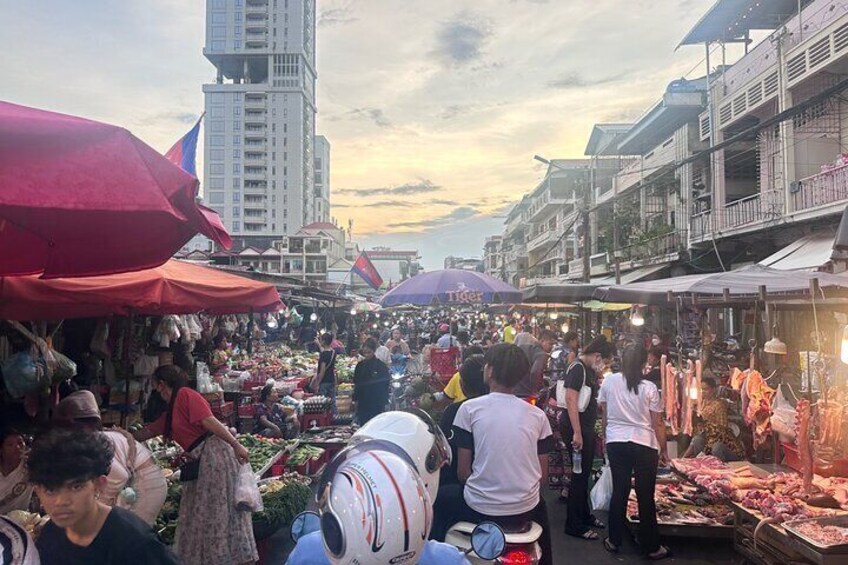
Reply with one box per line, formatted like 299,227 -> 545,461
300,411 -> 333,429
238,403 -> 256,418
211,401 -> 234,418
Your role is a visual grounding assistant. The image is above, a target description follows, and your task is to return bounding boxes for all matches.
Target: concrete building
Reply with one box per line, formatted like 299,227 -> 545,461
483,236 -> 503,279
444,256 -> 484,272
368,248 -> 423,288
313,135 -> 330,223
202,0 -> 318,250
680,0 -> 848,270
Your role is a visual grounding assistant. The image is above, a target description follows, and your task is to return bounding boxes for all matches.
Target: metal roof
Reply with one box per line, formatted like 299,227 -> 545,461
584,124 -> 633,156
678,0 -> 801,47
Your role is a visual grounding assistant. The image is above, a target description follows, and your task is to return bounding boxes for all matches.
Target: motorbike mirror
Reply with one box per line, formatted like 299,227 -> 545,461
290,511 -> 321,543
470,521 -> 506,560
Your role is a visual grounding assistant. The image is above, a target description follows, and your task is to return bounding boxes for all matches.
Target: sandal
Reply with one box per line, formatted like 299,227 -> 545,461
589,516 -> 605,529
648,545 -> 672,560
567,529 -> 599,540
603,538 -> 619,553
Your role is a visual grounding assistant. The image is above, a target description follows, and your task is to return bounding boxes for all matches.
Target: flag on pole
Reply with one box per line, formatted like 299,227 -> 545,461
165,114 -> 204,177
352,252 -> 384,290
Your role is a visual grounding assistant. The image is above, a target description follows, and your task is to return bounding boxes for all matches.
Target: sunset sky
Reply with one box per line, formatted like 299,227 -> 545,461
1,0 -> 749,269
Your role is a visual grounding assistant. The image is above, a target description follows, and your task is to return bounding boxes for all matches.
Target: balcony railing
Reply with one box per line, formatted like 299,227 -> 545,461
618,230 -> 683,264
527,230 -> 555,252
690,190 -> 783,240
793,162 -> 848,212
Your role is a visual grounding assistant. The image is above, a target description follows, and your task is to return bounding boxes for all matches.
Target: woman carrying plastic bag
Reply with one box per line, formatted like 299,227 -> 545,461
590,460 -> 613,512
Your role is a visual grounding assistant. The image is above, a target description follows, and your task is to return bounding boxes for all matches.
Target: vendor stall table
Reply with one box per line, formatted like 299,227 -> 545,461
730,502 -> 848,565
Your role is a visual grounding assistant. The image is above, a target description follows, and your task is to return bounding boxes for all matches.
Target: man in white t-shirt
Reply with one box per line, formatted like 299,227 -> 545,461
431,343 -> 553,565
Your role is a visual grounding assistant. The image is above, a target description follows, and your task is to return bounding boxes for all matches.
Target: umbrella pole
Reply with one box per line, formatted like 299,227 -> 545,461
121,310 -> 134,429
247,308 -> 254,355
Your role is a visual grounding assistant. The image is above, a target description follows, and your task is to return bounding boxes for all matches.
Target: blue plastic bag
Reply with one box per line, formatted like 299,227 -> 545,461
2,351 -> 45,399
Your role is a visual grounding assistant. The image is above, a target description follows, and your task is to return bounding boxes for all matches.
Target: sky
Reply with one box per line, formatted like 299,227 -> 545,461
0,0 -> 749,270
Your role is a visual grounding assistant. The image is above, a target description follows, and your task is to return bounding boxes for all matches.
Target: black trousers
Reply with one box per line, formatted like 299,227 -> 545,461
431,483 -> 553,565
606,441 -> 661,554
562,419 -> 597,536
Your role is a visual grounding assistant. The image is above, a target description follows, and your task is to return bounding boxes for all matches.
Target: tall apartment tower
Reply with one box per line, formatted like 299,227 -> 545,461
313,135 -> 330,223
202,0 -> 317,249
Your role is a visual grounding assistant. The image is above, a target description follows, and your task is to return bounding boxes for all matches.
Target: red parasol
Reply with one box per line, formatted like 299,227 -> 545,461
0,101 -> 232,278
0,259 -> 282,320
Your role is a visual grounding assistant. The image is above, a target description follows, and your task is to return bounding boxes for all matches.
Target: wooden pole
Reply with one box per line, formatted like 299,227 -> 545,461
121,311 -> 134,428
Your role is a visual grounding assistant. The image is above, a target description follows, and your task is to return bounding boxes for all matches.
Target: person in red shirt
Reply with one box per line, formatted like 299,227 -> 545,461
134,366 -> 256,565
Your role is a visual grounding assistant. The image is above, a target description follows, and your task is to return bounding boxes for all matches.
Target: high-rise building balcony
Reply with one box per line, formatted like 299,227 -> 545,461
245,20 -> 268,32
244,198 -> 265,209
246,0 -> 268,5
244,98 -> 266,110
244,110 -> 265,124
793,162 -> 848,213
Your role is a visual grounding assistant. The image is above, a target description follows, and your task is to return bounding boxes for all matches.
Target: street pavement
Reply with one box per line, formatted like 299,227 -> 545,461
269,486 -> 741,564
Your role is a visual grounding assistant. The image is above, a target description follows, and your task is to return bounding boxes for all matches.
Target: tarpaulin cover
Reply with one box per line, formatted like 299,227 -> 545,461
0,101 -> 232,278
379,269 -> 522,307
594,265 -> 848,305
0,260 -> 282,321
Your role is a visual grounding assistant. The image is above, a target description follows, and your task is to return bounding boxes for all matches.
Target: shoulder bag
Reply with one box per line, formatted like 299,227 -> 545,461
556,361 -> 593,412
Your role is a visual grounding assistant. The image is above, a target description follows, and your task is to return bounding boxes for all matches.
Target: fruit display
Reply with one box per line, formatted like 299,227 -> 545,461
237,434 -> 297,473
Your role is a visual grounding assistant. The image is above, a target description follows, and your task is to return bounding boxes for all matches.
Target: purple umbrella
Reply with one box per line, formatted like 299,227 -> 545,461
379,269 -> 522,307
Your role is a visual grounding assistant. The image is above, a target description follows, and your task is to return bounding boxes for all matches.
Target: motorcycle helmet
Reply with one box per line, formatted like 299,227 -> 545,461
316,440 -> 432,565
352,408 -> 451,503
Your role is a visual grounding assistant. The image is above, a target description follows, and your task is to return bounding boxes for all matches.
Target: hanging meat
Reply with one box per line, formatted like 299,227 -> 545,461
695,359 -> 703,416
683,360 -> 696,436
796,398 -> 814,495
743,370 -> 776,450
665,362 -> 679,435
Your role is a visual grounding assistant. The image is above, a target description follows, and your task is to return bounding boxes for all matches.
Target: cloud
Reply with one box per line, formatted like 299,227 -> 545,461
387,206 -> 479,229
336,179 -> 441,197
334,200 -> 415,209
318,2 -> 358,27
348,107 -> 392,128
547,72 -> 622,89
433,13 -> 493,65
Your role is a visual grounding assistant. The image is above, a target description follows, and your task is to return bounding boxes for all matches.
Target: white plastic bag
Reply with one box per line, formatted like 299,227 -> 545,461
235,463 -> 263,512
770,385 -> 797,440
590,463 -> 613,512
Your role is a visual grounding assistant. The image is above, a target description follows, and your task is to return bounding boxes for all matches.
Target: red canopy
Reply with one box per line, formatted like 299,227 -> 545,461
0,101 -> 232,278
0,260 -> 282,320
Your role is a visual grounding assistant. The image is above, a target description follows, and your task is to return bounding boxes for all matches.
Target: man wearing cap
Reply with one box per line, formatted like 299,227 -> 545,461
436,323 -> 458,349
54,391 -> 167,526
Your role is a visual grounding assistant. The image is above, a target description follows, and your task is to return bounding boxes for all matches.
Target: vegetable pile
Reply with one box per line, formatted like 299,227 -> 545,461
287,445 -> 326,468
238,434 -> 294,471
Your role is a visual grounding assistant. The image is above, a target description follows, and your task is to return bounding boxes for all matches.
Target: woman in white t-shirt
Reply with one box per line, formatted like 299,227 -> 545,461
431,343 -> 553,565
598,344 -> 670,560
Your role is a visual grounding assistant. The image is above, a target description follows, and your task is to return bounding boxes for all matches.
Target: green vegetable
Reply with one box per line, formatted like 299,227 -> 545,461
252,483 -> 311,540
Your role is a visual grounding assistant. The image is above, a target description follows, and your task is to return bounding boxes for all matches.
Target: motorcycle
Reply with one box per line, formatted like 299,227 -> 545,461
446,519 -> 542,564
290,511 -> 509,563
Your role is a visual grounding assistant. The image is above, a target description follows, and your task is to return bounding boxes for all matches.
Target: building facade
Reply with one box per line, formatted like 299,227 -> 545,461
444,256 -> 484,271
202,0 -> 318,249
313,135 -> 330,223
483,236 -> 503,279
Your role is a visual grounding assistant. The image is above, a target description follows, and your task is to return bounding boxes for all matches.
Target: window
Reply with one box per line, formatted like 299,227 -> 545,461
233,207 -> 241,217
212,0 -> 225,9
233,92 -> 241,103
208,192 -> 225,204
233,136 -> 241,145
283,123 -> 287,133
283,166 -> 287,176
210,164 -> 225,174
233,192 -> 241,202
209,106 -> 223,118
233,107 -> 241,117
210,149 -> 225,161
212,27 -> 226,38
234,12 -> 242,22
233,149 -> 241,159
272,166 -> 275,175
211,120 -> 225,133
235,27 -> 242,36
232,221 -> 240,233
272,209 -> 276,218
233,120 -> 241,131
209,135 -> 225,146
209,93 -> 224,106
208,177 -> 225,189
211,13 -> 225,24
210,206 -> 225,215
235,0 -> 243,6
234,40 -> 242,50
211,40 -> 225,51
233,178 -> 241,189
233,163 -> 242,174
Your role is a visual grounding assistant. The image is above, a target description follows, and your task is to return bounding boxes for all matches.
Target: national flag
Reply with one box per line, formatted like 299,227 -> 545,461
352,252 -> 384,290
165,114 -> 204,177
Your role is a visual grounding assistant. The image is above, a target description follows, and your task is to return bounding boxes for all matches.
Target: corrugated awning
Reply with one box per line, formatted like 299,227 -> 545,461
522,264 -> 668,303
758,233 -> 835,271
678,0 -> 799,47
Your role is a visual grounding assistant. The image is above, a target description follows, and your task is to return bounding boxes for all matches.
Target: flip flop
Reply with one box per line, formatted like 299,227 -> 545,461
648,545 -> 672,560
567,530 -> 600,540
603,538 -> 619,553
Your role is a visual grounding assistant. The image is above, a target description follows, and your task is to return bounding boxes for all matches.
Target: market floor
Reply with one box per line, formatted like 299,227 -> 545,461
268,487 -> 741,564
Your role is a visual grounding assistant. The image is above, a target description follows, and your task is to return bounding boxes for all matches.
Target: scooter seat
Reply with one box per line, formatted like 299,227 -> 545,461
448,521 -> 544,545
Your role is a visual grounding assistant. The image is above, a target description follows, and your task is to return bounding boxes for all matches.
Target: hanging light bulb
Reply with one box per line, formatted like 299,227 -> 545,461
309,313 -> 318,322
561,322 -> 569,333
376,313 -> 381,319
630,306 -> 645,327
350,308 -> 357,316
550,312 -> 559,320
841,326 -> 848,364
383,321 -> 389,327
764,323 -> 787,355
372,323 -> 378,329
265,315 -> 278,329
688,383 -> 700,401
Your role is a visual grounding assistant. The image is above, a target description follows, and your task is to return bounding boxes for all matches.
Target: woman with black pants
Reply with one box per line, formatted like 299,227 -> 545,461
598,344 -> 670,560
562,336 -> 609,540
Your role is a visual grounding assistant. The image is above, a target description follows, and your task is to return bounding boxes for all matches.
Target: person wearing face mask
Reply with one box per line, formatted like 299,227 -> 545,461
563,336 -> 611,540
